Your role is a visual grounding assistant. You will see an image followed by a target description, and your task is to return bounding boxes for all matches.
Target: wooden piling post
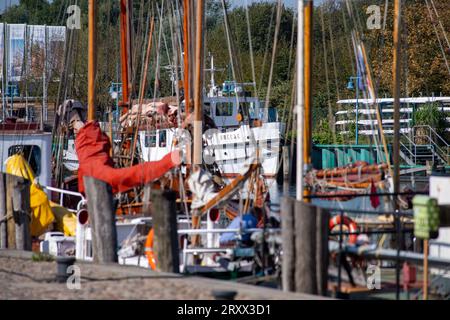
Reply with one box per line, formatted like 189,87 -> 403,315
151,189 -> 179,273
84,176 -> 118,263
281,196 -> 295,292
5,174 -> 31,250
6,177 -> 15,249
294,200 -> 317,294
0,173 -> 7,249
315,206 -> 329,296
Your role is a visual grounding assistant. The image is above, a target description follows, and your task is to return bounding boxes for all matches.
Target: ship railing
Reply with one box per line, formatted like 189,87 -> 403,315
177,227 -> 281,272
43,185 -> 86,213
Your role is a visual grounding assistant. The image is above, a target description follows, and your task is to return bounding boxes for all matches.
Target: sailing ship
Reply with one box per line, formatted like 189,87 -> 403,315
138,79 -> 284,179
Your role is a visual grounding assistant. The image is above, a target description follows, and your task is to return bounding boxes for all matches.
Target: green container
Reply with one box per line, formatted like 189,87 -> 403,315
322,149 -> 336,169
412,195 -> 440,239
360,149 -> 374,164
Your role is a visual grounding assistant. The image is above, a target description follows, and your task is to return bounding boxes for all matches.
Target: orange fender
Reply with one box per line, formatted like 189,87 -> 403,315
144,228 -> 156,270
329,215 -> 358,245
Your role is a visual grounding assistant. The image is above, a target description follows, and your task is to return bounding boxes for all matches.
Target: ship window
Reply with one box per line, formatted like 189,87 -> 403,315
267,107 -> 277,122
204,102 -> 211,116
216,102 -> 234,116
159,130 -> 167,147
8,145 -> 41,176
145,133 -> 157,148
241,102 -> 258,119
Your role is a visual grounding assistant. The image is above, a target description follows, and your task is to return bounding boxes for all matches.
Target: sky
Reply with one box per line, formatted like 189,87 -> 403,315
232,0 -> 325,8
0,0 -> 325,15
0,0 -> 20,14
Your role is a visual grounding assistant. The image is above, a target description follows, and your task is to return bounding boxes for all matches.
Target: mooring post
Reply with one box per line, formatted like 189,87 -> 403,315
294,200 -> 317,294
0,173 -> 7,249
151,189 -> 179,273
316,206 -> 329,296
5,174 -> 31,250
84,176 -> 118,263
6,175 -> 15,249
281,196 -> 295,292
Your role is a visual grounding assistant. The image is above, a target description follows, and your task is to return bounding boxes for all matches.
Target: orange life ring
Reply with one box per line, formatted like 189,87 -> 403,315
329,215 -> 358,245
145,228 -> 157,270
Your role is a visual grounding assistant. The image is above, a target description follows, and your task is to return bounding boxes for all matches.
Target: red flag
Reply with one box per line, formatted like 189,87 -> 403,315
370,179 -> 380,209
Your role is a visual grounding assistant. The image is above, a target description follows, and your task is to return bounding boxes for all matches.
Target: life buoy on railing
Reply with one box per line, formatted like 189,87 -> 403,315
145,228 -> 156,270
329,215 -> 358,245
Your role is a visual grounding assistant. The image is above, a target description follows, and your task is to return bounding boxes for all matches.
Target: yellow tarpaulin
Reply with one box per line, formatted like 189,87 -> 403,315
5,154 -> 76,236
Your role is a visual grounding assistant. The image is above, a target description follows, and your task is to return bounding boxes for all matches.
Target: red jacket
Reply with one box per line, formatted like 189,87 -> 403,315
75,121 -> 177,194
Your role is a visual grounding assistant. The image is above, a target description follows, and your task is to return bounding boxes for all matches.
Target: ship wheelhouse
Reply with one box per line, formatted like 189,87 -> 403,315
0,126 -> 52,187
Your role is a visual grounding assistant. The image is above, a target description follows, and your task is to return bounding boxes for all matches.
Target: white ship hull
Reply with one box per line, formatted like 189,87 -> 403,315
140,122 -> 282,177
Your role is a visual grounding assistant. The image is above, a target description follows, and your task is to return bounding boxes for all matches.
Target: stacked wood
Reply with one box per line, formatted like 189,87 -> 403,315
314,162 -> 388,179
307,162 -> 388,191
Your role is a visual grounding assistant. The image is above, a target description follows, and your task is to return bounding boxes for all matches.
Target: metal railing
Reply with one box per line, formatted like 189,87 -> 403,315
399,133 -> 435,165
329,204 -> 414,300
399,126 -> 450,166
413,125 -> 450,165
43,185 -> 86,213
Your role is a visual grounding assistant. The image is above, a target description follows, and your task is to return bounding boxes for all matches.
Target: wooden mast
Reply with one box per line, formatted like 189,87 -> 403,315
119,0 -> 131,114
296,0 -> 304,201
392,0 -> 403,301
130,16 -> 155,163
87,0 -> 97,121
183,0 -> 190,118
392,0 -> 401,208
303,0 -> 313,202
193,0 -> 204,165
85,0 -> 118,264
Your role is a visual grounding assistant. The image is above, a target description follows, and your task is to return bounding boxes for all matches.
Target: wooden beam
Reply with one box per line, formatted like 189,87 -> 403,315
315,205 -> 329,296
303,0 -> 313,202
281,196 -> 295,292
193,0 -> 205,165
0,173 -> 6,249
199,164 -> 258,215
84,176 -> 118,263
183,0 -> 190,118
6,176 -> 15,249
294,200 -> 317,294
87,0 -> 97,121
392,0 -> 402,202
151,189 -> 179,273
120,0 -> 131,113
5,174 -> 31,250
392,0 -> 402,300
130,16 -> 155,163
296,0 -> 304,201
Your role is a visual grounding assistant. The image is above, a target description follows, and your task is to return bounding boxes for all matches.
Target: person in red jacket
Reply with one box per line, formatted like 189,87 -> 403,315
70,111 -> 181,195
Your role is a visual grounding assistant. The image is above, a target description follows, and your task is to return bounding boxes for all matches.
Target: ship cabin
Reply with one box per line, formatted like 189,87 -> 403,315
0,122 -> 52,187
204,81 -> 279,130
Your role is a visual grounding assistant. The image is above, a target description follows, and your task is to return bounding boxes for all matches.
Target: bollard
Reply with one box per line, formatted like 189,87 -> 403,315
56,256 -> 76,283
211,290 -> 237,300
